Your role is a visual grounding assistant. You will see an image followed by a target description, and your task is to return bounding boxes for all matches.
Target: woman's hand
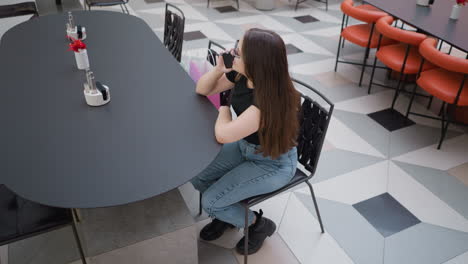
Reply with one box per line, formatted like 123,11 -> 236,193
215,50 -> 234,73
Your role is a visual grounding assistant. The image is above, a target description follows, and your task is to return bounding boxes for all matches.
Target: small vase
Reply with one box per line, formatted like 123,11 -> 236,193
74,49 -> 89,70
450,4 -> 461,20
416,0 -> 430,6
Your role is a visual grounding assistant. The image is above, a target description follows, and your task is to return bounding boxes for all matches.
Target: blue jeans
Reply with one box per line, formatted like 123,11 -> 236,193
191,139 -> 297,228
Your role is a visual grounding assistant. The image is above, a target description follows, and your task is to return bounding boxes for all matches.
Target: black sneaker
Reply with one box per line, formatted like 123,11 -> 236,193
200,218 -> 235,241
235,209 -> 276,255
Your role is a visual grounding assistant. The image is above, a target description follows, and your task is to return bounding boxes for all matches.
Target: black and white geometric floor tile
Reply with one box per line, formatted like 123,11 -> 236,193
1,0 -> 467,263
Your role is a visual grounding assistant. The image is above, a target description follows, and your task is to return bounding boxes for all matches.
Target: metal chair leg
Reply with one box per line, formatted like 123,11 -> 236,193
123,3 -> 130,14
437,104 -> 451,150
391,74 -> 406,109
427,96 -> 433,110
359,23 -> 375,87
358,46 -> 370,87
334,35 -> 343,72
342,16 -> 349,49
439,102 -> 446,116
335,13 -> 346,72
71,209 -> 88,264
386,69 -> 392,80
207,0 -> 210,8
406,82 -> 418,118
367,52 -> 379,94
198,193 -> 202,216
306,181 -> 324,233
244,205 -> 249,264
72,208 -> 82,223
236,0 -> 239,10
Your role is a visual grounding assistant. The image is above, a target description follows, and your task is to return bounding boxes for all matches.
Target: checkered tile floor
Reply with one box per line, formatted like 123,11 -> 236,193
1,0 -> 468,263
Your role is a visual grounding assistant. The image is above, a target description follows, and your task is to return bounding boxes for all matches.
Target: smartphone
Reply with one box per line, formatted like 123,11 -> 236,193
222,52 -> 234,69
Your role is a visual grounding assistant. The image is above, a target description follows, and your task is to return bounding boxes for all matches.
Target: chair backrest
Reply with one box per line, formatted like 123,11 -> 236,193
376,16 -> 426,46
419,38 -> 468,75
340,0 -> 387,23
164,3 -> 185,62
0,2 -> 37,19
293,79 -> 334,176
207,40 -> 225,66
0,185 -> 72,246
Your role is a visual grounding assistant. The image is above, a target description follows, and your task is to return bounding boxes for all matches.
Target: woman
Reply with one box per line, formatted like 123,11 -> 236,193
191,28 -> 300,255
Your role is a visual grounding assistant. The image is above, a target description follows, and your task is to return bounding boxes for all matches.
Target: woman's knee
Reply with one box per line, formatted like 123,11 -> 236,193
190,177 -> 203,192
201,189 -> 224,215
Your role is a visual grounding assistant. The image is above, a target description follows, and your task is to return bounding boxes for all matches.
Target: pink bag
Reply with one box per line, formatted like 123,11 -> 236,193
189,60 -> 220,109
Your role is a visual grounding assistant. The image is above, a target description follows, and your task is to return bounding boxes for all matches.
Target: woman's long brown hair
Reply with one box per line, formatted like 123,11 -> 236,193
242,28 -> 300,159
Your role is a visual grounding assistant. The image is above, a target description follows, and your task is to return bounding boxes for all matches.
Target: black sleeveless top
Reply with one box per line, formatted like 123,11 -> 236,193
226,71 -> 260,145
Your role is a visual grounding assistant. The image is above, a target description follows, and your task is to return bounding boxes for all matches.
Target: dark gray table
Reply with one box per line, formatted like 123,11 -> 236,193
0,11 -> 221,209
366,0 -> 468,52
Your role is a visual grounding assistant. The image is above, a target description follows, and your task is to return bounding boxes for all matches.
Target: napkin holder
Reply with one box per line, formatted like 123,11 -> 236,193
84,71 -> 110,106
67,25 -> 86,40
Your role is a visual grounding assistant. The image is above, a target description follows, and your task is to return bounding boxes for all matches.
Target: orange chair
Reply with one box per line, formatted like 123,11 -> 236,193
367,16 -> 436,108
335,0 -> 396,86
406,38 -> 468,149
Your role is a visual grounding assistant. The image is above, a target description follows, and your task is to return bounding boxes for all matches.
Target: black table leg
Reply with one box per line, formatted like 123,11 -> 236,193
56,0 -> 62,5
71,209 -> 88,264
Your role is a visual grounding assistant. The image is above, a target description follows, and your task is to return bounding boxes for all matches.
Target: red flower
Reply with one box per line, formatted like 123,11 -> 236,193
457,0 -> 467,5
68,38 -> 87,52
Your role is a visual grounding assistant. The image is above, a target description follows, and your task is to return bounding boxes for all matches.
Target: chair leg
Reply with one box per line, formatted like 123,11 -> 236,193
305,181 -> 324,233
405,82 -> 418,118
326,0 -> 328,11
198,193 -> 202,216
391,74 -> 406,109
71,209 -> 88,264
437,104 -> 450,150
358,46 -> 370,87
72,208 -> 83,223
438,102 -> 446,116
123,3 -> 129,14
334,35 -> 343,72
295,0 -> 299,11
236,0 -> 239,10
343,16 -> 349,50
244,205 -> 249,264
427,96 -> 433,110
207,0 -> 210,8
367,52 -> 379,94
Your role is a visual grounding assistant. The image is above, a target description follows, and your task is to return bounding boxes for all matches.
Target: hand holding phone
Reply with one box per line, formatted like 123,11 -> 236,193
222,52 -> 234,69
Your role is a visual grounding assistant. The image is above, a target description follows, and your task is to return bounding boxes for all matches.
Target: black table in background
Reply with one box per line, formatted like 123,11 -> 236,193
0,11 -> 221,209
366,0 -> 468,52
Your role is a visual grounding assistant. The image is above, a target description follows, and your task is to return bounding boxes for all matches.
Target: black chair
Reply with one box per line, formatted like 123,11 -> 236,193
207,0 -> 239,10
0,185 -> 88,264
0,2 -> 38,19
207,40 -> 226,66
198,79 -> 334,264
294,0 -> 328,11
164,3 -> 185,63
85,0 -> 130,14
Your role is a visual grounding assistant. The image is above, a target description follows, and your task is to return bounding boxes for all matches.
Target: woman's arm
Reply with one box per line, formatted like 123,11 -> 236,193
196,55 -> 235,96
215,105 -> 260,144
